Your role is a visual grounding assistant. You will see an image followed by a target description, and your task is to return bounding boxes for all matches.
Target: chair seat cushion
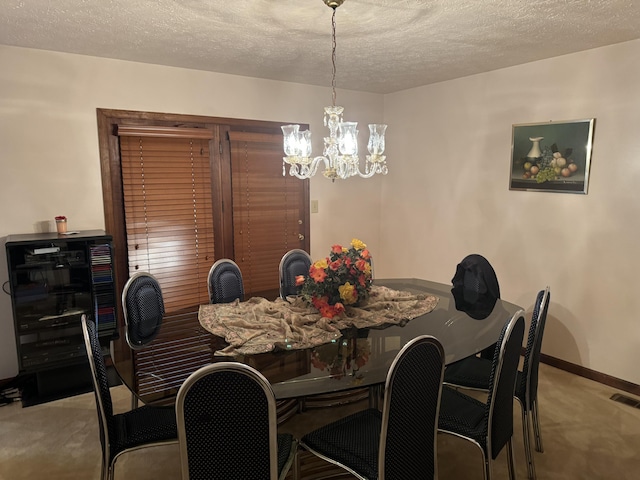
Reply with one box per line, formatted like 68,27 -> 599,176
445,358 -> 527,405
444,355 -> 492,390
438,386 -> 486,445
302,408 -> 382,479
112,405 -> 177,456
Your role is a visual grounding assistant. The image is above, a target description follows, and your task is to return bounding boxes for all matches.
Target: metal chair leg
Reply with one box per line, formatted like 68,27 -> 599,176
531,398 -> 544,453
521,406 -> 537,479
506,438 -> 517,480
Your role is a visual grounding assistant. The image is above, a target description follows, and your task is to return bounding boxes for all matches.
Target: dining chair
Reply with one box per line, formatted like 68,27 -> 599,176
300,335 -> 445,479
443,287 -> 550,479
81,315 -> 177,480
121,271 -> 165,408
207,258 -> 245,304
438,310 -> 525,480
175,362 -> 298,480
278,248 -> 312,300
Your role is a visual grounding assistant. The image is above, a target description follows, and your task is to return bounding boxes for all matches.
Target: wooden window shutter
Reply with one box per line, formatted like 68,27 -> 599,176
118,127 -> 216,397
229,131 -> 309,298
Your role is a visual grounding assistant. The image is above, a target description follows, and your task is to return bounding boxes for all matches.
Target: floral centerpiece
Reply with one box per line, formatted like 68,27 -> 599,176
296,238 -> 373,318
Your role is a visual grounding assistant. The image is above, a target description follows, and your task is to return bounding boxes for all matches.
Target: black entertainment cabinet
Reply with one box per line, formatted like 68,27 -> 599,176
5,230 -> 117,405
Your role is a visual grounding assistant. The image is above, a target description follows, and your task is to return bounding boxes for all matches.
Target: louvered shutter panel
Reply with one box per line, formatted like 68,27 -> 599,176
229,131 -> 309,298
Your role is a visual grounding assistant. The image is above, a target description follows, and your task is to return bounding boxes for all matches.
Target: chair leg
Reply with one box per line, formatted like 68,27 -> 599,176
531,399 -> 544,453
506,438 -> 517,480
131,392 -> 138,410
521,406 -> 537,479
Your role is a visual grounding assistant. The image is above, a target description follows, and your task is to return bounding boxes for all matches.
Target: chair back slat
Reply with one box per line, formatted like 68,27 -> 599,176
122,272 -> 164,348
279,249 -> 312,299
485,311 -> 525,459
523,287 -> 550,405
208,259 -> 244,304
81,315 -> 114,461
176,362 -> 279,480
380,335 -> 445,479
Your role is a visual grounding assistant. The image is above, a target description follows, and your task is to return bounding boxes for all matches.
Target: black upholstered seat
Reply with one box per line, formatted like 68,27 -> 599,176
278,249 -> 312,300
300,335 -> 445,479
175,362 -> 297,480
444,287 -> 550,479
207,258 -> 244,304
81,315 -> 177,480
438,311 -> 525,480
121,272 -> 165,408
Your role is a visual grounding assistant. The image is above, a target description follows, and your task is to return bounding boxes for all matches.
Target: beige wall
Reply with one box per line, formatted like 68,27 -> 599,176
382,39 -> 640,385
1,39 -> 638,386
0,45 -> 384,378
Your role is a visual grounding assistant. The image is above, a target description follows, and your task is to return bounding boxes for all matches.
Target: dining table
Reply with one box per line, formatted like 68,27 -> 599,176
110,278 -> 522,406
200,278 -> 521,400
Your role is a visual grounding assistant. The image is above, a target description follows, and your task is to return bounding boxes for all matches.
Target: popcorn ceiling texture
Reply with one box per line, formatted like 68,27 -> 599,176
1,0 -> 639,93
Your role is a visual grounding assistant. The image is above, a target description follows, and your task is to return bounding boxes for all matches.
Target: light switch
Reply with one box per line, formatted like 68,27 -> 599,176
311,200 -> 319,214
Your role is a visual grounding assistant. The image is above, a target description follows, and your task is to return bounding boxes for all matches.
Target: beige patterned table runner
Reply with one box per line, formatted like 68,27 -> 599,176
198,285 -> 439,355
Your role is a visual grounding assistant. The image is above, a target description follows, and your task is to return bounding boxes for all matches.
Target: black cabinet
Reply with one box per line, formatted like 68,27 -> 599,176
5,230 -> 117,404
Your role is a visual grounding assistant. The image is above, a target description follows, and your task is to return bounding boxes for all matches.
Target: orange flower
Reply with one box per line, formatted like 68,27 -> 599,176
360,249 -> 371,260
295,275 -> 306,286
331,244 -> 343,254
310,265 -> 327,282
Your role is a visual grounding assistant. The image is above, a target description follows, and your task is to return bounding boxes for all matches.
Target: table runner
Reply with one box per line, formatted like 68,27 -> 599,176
198,285 -> 439,355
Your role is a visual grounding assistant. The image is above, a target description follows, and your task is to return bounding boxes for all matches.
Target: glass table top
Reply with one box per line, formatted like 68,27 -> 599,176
111,278 -> 521,403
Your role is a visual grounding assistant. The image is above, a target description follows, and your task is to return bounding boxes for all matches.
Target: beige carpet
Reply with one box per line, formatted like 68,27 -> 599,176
1,363 -> 639,479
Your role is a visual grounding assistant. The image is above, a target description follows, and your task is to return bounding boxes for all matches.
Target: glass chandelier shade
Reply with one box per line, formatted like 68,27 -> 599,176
281,1 -> 388,181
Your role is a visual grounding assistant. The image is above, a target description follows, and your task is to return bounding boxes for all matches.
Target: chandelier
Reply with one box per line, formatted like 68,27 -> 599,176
281,0 -> 388,181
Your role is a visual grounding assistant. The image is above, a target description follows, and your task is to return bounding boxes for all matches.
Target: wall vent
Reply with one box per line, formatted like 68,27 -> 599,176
610,393 -> 640,409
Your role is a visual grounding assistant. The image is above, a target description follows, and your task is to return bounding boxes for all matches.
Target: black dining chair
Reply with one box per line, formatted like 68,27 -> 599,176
207,258 -> 244,304
444,287 -> 550,479
278,248 -> 312,300
81,315 -> 177,480
121,271 -> 165,408
300,335 -> 445,479
438,310 -> 525,480
175,362 -> 298,480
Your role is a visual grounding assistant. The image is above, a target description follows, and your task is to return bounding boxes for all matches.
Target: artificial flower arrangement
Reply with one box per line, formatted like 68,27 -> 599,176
296,238 -> 373,319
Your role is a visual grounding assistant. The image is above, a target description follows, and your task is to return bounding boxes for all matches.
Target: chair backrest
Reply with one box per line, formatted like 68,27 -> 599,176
521,286 -> 550,407
484,310 -> 525,460
176,362 -> 279,480
81,314 -> 114,464
207,259 -> 245,304
451,254 -> 500,320
379,335 -> 445,479
279,249 -> 312,299
122,272 -> 164,349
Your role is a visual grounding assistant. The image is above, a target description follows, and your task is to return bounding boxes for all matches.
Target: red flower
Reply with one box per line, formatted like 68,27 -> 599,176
331,244 -> 343,254
329,259 -> 342,271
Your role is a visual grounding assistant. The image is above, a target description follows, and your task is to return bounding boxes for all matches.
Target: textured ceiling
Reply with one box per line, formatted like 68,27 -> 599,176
1,0 -> 639,94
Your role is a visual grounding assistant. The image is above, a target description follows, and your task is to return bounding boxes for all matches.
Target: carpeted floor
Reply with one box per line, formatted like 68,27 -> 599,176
1,362 -> 639,479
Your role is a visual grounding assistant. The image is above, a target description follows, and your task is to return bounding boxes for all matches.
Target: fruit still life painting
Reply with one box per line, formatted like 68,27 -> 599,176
509,119 -> 595,194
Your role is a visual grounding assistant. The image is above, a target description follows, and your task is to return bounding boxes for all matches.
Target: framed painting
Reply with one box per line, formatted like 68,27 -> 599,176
509,118 -> 595,194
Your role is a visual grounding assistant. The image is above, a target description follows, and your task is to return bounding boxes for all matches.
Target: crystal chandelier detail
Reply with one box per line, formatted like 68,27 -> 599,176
281,0 -> 388,181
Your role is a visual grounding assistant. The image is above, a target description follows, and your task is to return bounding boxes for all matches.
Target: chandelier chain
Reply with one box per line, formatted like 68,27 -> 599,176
331,8 -> 337,107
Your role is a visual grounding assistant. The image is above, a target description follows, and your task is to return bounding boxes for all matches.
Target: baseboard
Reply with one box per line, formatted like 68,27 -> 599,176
540,353 -> 640,397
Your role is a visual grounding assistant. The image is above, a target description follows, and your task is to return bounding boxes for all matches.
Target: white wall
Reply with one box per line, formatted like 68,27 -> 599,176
0,45 -> 384,378
2,40 -> 639,386
381,39 -> 640,385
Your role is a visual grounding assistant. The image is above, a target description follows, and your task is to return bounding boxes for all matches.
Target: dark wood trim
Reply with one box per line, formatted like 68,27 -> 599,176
540,353 -> 640,397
